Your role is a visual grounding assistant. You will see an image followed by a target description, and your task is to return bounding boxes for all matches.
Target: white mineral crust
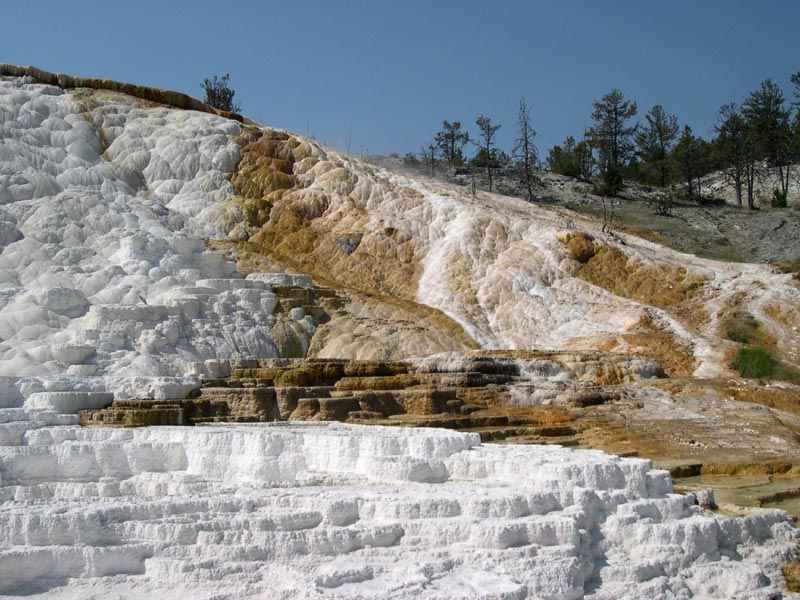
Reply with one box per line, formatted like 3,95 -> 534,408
0,77 -> 293,383
0,420 -> 796,599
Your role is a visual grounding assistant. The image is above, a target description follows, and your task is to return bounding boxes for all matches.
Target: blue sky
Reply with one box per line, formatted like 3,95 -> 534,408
3,1 -> 799,157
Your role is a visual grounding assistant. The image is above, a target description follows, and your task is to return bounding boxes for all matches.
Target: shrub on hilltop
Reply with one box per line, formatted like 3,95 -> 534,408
200,74 -> 241,113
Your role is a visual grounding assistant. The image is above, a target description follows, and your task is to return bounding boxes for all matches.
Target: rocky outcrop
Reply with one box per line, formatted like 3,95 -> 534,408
81,352 -> 664,444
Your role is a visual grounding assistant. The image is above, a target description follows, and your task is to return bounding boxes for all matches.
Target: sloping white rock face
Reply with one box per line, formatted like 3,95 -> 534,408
0,420 -> 796,599
0,78 -> 298,381
259,142 -> 800,375
3,75 -> 799,382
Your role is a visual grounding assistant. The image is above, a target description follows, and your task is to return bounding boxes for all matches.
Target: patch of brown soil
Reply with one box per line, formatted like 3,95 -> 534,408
721,380 -> 800,416
536,375 -> 800,471
721,313 -> 771,347
620,328 -> 695,377
617,223 -> 672,247
771,261 -> 800,276
577,244 -> 708,324
784,562 -> 800,593
698,462 -> 794,476
761,302 -> 800,368
498,406 -> 575,427
557,231 -> 596,263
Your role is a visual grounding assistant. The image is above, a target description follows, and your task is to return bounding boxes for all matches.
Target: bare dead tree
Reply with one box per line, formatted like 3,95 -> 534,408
601,196 -> 618,235
420,142 -> 437,177
513,97 -> 540,202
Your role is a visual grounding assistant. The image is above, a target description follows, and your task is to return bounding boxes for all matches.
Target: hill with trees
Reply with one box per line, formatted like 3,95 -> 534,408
403,71 -> 800,211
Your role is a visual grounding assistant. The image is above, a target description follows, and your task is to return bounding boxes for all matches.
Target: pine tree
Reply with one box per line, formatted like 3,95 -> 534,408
434,121 -> 470,165
713,103 -> 753,208
673,126 -> 710,204
742,79 -> 792,198
474,115 -> 501,192
587,89 -> 637,196
635,105 -> 679,187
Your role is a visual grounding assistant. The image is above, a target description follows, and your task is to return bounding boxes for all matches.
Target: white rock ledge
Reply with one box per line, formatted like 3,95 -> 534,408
0,421 -> 796,599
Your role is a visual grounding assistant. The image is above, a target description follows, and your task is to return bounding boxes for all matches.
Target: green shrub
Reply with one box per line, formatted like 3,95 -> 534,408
200,74 -> 240,113
698,194 -> 727,207
469,148 -> 511,168
731,347 -> 777,378
402,153 -> 420,167
652,191 -> 674,216
771,188 -> 788,208
592,167 -> 623,197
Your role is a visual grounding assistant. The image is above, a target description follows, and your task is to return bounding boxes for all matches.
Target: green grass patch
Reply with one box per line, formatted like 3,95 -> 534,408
725,316 -> 800,382
729,347 -> 800,382
731,347 -> 777,378
689,240 -> 747,263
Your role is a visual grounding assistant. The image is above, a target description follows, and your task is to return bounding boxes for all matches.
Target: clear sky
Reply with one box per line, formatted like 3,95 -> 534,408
3,1 -> 799,158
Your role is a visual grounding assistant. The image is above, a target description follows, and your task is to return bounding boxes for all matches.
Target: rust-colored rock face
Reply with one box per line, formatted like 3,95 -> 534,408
80,352 -> 663,438
557,230 -> 596,263
231,130 -> 297,205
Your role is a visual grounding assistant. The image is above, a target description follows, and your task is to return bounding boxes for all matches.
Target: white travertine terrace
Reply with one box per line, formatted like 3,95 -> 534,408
0,421 -> 797,599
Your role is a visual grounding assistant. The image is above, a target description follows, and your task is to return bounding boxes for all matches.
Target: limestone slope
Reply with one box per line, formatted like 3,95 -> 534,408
225,128 -> 800,378
1,67 -> 800,600
2,67 -> 799,381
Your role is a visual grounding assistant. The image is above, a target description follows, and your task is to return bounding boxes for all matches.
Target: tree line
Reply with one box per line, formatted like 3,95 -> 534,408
406,99 -> 541,201
411,71 -> 800,209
